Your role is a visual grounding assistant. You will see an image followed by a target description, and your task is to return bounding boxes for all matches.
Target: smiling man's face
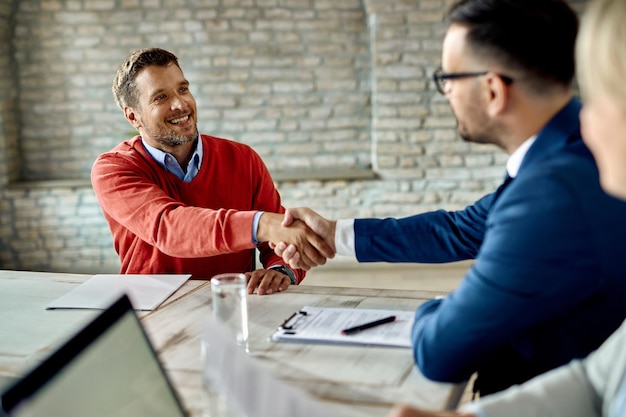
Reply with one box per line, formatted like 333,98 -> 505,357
124,62 -> 198,151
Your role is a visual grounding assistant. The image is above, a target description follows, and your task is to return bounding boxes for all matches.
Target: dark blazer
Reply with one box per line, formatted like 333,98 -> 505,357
353,98 -> 626,394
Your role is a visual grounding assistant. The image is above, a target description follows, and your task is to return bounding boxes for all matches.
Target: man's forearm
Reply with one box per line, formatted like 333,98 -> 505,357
256,212 -> 284,243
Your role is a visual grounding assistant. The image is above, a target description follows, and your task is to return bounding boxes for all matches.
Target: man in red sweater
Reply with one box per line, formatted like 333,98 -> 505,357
91,48 -> 332,295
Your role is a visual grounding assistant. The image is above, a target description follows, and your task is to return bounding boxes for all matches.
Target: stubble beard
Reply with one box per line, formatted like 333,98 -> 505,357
156,125 -> 198,147
460,128 -> 501,148
144,122 -> 199,147
456,112 -> 500,147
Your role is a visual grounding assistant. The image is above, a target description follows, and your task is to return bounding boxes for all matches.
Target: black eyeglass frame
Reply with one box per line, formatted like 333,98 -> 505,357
432,67 -> 514,95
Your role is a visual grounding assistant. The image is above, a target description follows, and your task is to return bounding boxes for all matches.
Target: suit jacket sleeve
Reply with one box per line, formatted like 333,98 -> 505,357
411,170 -> 605,382
472,319 -> 626,417
353,190 -> 499,263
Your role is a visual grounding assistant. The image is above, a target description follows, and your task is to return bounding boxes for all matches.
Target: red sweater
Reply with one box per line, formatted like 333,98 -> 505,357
91,134 -> 304,282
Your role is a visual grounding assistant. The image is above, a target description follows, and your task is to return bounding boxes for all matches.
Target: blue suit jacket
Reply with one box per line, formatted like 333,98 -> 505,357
354,98 -> 626,394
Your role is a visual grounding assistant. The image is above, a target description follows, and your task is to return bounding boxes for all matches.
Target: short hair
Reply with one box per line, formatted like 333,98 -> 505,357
112,48 -> 181,110
577,0 -> 626,110
447,0 -> 578,93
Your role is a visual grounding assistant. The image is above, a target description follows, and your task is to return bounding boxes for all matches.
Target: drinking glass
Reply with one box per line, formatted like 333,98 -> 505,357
210,273 -> 249,352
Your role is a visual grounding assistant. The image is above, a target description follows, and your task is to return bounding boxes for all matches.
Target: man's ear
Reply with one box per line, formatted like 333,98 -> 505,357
484,73 -> 509,117
124,106 -> 142,129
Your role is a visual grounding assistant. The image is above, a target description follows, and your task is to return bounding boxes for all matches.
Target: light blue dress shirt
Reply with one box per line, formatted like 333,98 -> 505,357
141,137 -> 203,183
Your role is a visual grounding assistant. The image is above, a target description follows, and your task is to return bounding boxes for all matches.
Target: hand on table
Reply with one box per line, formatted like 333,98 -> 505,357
245,269 -> 290,296
272,208 -> 337,270
257,212 -> 334,271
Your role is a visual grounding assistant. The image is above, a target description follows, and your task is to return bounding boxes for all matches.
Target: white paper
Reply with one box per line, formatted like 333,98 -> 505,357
203,319 -> 342,417
272,305 -> 415,348
45,274 -> 191,311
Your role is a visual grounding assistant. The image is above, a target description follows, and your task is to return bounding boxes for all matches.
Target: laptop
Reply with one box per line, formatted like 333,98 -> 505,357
1,293 -> 345,417
1,294 -> 188,417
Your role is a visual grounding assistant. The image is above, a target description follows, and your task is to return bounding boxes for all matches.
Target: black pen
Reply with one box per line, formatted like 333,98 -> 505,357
341,315 -> 396,335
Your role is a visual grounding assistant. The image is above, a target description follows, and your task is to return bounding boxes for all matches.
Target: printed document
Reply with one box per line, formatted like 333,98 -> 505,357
46,274 -> 191,311
271,305 -> 415,348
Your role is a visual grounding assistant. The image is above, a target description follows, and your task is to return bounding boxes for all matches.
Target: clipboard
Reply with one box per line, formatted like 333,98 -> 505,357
271,305 -> 415,348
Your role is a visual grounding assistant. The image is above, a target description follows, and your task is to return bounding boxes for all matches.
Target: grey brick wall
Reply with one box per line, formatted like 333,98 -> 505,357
0,0 -> 590,274
0,1 -> 19,186
14,0 -> 372,179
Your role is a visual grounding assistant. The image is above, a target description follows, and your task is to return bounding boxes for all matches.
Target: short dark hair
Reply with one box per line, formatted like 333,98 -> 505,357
112,48 -> 181,110
448,0 -> 578,91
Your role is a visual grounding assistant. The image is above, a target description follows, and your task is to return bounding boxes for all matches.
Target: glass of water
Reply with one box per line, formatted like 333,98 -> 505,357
210,273 -> 249,352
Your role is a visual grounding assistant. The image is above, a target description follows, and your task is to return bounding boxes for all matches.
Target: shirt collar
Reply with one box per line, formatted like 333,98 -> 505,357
506,135 -> 537,178
141,136 -> 203,180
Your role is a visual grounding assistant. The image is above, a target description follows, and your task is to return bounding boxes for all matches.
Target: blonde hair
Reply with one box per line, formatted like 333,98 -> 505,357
576,0 -> 626,109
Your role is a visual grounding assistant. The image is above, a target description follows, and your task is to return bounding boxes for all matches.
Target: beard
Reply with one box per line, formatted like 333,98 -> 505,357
459,124 -> 505,149
459,124 -> 493,145
140,118 -> 199,148
154,125 -> 198,147
454,108 -> 505,149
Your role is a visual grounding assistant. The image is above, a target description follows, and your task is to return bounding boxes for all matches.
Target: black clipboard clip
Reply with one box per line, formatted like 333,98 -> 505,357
278,310 -> 308,331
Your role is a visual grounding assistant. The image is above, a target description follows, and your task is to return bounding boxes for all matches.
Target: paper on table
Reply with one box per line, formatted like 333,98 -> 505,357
272,305 -> 415,348
45,274 -> 191,311
203,319 -> 343,417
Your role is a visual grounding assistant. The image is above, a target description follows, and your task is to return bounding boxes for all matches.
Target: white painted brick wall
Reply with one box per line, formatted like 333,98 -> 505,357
0,0 -> 589,273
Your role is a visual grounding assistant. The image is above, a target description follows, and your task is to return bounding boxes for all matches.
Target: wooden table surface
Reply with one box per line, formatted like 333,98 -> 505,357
0,270 -> 462,417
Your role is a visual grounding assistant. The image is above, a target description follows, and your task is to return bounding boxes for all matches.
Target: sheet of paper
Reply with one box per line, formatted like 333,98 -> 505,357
272,305 -> 415,348
45,274 -> 191,311
203,319 -> 343,417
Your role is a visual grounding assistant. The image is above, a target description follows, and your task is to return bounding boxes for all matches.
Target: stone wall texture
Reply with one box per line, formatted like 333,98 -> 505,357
0,0 -> 589,273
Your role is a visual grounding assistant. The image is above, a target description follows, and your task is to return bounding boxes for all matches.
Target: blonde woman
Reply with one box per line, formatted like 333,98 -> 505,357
577,0 -> 626,201
386,0 -> 626,416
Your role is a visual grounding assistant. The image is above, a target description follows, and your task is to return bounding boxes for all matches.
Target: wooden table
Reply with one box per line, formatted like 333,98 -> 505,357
0,270 -> 462,417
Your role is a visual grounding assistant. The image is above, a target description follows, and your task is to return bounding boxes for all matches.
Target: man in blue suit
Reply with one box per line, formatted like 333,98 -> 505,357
272,0 -> 626,397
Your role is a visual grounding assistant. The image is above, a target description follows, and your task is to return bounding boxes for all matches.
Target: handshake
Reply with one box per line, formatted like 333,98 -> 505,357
257,208 -> 337,271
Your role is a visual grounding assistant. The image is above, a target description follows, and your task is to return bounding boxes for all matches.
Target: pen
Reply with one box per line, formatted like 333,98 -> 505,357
341,315 -> 396,335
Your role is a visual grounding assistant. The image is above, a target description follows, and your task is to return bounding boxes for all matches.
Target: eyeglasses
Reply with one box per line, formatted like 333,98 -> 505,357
432,66 -> 514,95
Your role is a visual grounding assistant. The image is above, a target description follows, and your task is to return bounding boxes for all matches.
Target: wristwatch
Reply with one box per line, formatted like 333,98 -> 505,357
269,265 -> 297,285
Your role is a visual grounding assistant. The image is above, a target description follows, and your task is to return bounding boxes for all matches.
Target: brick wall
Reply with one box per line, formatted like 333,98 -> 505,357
14,0 -> 372,179
0,2 -> 19,185
0,0 -> 590,273
0,1 -> 21,269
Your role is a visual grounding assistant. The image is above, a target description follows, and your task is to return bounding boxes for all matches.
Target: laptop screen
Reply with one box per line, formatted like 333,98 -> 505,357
1,295 -> 188,417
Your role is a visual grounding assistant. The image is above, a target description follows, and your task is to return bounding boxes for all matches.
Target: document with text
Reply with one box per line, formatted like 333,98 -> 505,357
46,274 -> 191,311
271,305 -> 415,348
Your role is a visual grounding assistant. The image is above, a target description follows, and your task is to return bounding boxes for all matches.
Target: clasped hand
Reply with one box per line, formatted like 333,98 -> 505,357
266,208 -> 337,271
